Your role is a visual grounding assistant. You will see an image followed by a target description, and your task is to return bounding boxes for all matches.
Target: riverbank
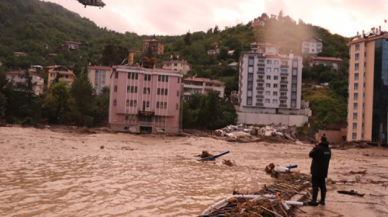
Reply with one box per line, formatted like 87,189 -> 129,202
0,126 -> 388,217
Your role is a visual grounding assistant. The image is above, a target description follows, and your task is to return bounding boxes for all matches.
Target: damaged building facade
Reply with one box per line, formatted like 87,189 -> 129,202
109,64 -> 183,133
237,42 -> 311,126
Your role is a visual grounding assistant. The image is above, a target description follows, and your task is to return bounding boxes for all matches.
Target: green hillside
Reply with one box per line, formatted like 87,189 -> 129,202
0,1 -> 350,129
0,0 -> 142,69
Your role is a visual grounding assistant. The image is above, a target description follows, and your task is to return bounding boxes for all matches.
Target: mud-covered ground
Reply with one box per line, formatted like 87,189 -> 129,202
1,126 -> 388,217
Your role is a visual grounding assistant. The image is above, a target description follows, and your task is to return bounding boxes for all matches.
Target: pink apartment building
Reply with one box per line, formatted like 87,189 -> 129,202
109,65 -> 183,133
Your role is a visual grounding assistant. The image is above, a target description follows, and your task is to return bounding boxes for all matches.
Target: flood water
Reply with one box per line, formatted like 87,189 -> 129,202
1,128 -> 298,217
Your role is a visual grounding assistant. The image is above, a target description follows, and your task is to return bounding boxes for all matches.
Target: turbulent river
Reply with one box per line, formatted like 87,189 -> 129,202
0,127 -> 311,217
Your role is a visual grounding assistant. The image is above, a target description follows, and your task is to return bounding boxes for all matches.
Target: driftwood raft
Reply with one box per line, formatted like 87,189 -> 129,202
199,172 -> 311,217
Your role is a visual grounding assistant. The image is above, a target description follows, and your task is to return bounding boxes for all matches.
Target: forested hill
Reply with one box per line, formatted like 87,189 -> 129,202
0,0 -> 142,69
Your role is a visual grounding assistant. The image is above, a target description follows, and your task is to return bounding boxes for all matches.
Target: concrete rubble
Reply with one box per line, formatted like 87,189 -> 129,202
215,123 -> 303,144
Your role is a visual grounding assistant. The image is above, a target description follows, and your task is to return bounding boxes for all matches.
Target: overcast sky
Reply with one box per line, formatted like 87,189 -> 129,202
42,0 -> 388,37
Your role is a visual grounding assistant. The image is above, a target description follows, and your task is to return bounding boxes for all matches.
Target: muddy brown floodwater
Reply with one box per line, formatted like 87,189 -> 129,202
1,127 -> 388,217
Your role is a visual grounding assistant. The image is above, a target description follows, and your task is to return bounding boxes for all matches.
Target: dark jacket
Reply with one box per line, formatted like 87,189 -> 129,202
309,142 -> 331,178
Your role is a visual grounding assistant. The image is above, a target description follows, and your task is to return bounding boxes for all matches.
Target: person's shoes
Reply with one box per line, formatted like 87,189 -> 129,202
307,201 -> 319,206
319,201 -> 325,206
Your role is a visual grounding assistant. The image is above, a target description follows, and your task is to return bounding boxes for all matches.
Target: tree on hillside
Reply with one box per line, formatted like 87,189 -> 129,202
184,31 -> 192,46
93,86 -> 110,126
70,68 -> 95,127
43,81 -> 73,124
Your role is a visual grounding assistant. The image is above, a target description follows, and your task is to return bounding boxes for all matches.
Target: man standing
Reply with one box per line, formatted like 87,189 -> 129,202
309,136 -> 331,205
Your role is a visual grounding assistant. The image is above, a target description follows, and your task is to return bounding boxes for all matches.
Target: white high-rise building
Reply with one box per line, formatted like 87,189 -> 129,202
237,43 -> 308,126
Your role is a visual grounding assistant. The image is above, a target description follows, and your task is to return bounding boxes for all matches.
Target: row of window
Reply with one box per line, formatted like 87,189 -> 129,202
115,86 -> 179,97
257,83 -> 289,89
125,115 -> 166,123
248,58 -> 297,66
258,91 -> 289,97
114,72 -> 181,84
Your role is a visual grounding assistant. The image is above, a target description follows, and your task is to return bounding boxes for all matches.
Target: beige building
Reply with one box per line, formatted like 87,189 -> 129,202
183,77 -> 225,100
87,66 -> 111,94
45,65 -> 76,88
347,26 -> 388,143
162,60 -> 191,75
6,69 -> 44,95
302,38 -> 323,54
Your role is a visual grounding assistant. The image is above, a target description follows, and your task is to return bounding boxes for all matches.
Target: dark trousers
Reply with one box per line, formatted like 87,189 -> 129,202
312,175 -> 326,202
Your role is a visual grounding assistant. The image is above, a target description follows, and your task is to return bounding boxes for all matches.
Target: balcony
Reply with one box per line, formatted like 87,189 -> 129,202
280,96 -> 288,99
256,79 -> 264,82
256,87 -> 264,90
257,63 -> 265,67
257,70 -> 265,74
281,64 -> 288,68
256,95 -> 264,99
279,104 -> 287,108
256,103 -> 264,106
280,80 -> 288,84
280,88 -> 288,92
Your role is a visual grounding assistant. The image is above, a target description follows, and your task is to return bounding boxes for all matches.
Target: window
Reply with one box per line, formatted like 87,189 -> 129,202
115,72 -> 118,78
265,91 -> 270,96
143,101 -> 150,108
291,100 -> 296,107
281,85 -> 287,90
248,74 -> 253,81
113,99 -> 117,106
114,85 -> 117,92
354,83 -> 359,90
127,86 -> 138,93
258,59 -> 265,64
273,99 -> 278,104
158,75 -> 169,82
157,88 -> 168,95
292,69 -> 297,75
354,103 -> 358,109
248,90 -> 252,97
258,76 -> 263,80
126,100 -> 129,106
273,91 -> 278,96
266,60 -> 272,64
144,74 -> 151,81
355,53 -> 360,61
355,43 -> 360,51
266,75 -> 271,80
257,91 -> 263,95
266,68 -> 271,73
281,92 -> 287,97
266,83 -> 271,88
353,113 -> 357,120
292,61 -> 298,67
247,97 -> 252,105
274,68 -> 279,73
274,76 -> 278,80
130,100 -> 137,107
248,58 -> 254,65
248,66 -> 254,73
352,133 -> 357,140
354,93 -> 358,100
265,99 -> 270,103
128,73 -> 138,79
354,73 -> 359,80
281,69 -> 288,74
143,87 -> 150,94
177,90 -> 180,97
353,123 -> 357,130
274,60 -> 279,65
355,63 -> 359,71
273,84 -> 278,88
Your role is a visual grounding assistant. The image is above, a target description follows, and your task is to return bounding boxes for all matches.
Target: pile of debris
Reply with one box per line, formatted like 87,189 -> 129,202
214,124 -> 303,144
199,168 -> 311,217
